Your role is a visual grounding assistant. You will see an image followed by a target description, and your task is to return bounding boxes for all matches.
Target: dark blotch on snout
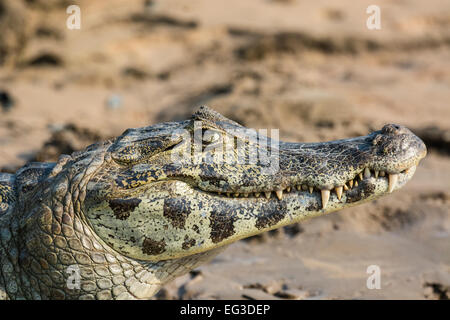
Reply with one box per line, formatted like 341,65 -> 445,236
182,236 -> 196,250
255,202 -> 287,229
142,237 -> 166,255
163,198 -> 192,229
109,198 -> 142,220
209,206 -> 237,243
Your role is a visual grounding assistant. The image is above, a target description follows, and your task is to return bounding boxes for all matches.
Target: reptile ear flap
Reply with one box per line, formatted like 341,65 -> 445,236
110,134 -> 182,164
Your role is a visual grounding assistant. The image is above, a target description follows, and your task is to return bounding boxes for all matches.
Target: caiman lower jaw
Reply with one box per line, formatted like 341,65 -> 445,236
198,164 -> 419,209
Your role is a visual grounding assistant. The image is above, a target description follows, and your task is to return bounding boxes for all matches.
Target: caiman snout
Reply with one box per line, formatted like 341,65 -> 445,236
382,124 -> 427,159
372,123 -> 427,173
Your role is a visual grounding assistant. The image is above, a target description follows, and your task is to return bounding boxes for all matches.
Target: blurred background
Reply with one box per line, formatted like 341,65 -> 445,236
0,0 -> 449,299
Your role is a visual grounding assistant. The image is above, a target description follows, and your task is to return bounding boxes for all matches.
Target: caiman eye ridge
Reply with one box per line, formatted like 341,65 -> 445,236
205,166 -> 416,209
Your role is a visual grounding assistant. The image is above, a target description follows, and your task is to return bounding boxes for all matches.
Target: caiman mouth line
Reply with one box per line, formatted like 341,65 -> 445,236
199,165 -> 417,209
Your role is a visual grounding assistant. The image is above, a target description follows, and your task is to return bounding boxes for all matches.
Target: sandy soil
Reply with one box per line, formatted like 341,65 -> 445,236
0,0 -> 449,299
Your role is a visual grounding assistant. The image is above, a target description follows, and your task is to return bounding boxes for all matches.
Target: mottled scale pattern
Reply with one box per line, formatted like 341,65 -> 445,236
0,149 -> 223,300
0,106 -> 426,299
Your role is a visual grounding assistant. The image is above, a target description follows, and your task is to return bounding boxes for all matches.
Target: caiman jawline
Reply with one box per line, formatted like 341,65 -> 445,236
200,165 -> 417,209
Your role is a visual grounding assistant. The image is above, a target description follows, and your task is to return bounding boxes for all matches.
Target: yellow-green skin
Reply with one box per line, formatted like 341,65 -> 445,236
0,106 -> 426,299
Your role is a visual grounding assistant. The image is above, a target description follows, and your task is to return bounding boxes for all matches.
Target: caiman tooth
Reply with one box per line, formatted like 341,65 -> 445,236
297,185 -> 302,191
379,171 -> 385,177
404,167 -> 411,174
286,187 -> 291,193
374,170 -> 379,178
354,180 -> 359,187
335,186 -> 343,200
321,190 -> 330,209
218,191 -> 222,195
388,173 -> 398,193
358,172 -> 364,180
227,193 -> 231,197
364,167 -> 371,178
254,192 -> 261,198
234,193 -> 240,197
275,190 -> 283,200
343,183 -> 349,191
265,192 -> 271,199
349,180 -> 354,188
309,186 -> 313,194
243,193 -> 249,198
302,185 -> 308,191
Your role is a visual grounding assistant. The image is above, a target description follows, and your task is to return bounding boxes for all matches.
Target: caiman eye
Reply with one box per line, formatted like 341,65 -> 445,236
203,131 -> 221,144
201,129 -> 222,144
200,129 -> 223,152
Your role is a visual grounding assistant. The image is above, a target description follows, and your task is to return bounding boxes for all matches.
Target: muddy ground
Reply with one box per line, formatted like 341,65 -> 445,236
0,0 -> 449,299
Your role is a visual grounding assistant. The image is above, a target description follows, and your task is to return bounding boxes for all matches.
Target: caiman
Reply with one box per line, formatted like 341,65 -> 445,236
0,106 -> 427,299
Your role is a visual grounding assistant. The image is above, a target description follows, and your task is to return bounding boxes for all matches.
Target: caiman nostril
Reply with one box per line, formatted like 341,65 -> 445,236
384,123 -> 408,134
382,124 -> 411,136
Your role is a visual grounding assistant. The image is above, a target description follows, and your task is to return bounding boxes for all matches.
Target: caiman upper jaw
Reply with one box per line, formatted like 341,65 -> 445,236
196,164 -> 419,209
191,123 -> 426,209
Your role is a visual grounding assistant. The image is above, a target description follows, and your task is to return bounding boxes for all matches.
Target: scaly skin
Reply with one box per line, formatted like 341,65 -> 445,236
0,106 -> 426,299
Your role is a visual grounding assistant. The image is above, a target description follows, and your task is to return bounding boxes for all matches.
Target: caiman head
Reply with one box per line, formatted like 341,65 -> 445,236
83,106 -> 427,262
